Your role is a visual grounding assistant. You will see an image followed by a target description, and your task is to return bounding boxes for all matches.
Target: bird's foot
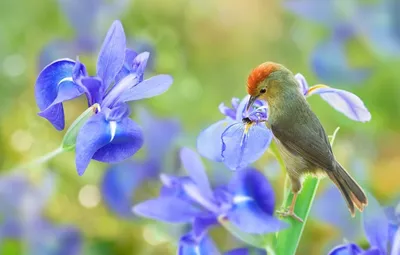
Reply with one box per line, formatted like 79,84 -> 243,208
276,208 -> 303,223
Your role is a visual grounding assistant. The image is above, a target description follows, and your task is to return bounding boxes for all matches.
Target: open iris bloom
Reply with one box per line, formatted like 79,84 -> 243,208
133,148 -> 286,254
197,73 -> 370,171
101,108 -> 180,218
0,173 -> 81,254
197,96 -> 273,170
39,0 -> 154,70
328,194 -> 400,255
35,20 -> 173,175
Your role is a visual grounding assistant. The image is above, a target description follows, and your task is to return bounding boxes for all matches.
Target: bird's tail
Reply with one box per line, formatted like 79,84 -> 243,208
327,162 -> 368,216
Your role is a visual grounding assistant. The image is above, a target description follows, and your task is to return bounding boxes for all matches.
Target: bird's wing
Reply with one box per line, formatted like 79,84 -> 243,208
271,118 -> 335,171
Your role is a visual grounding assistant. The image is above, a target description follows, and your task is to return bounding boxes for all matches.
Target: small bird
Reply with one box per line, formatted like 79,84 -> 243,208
246,62 -> 367,221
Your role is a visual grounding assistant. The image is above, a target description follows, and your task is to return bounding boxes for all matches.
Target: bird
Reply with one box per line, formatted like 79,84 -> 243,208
245,62 -> 367,222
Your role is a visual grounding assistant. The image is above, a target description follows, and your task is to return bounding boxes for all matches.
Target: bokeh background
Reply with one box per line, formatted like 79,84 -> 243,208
0,0 -> 399,254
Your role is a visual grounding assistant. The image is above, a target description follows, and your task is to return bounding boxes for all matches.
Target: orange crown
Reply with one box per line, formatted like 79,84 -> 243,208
247,62 -> 280,96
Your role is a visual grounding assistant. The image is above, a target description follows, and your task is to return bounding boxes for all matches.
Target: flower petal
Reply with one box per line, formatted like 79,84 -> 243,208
133,197 -> 202,223
327,243 -> 363,255
224,248 -> 266,255
75,113 -> 112,175
180,148 -> 214,200
294,73 -> 309,95
235,96 -> 250,121
119,74 -> 173,102
178,234 -> 221,255
192,214 -> 218,238
35,59 -> 77,130
115,48 -> 138,83
283,0 -> 336,24
80,77 -> 104,105
225,201 -> 287,234
307,86 -> 371,122
228,169 -> 275,215
104,102 -> 131,121
197,120 -> 234,162
101,160 -> 150,218
363,193 -> 389,254
102,73 -> 140,108
219,103 -> 236,120
97,20 -> 126,90
391,227 -> 400,255
131,51 -> 150,79
92,117 -> 143,164
221,123 -> 272,170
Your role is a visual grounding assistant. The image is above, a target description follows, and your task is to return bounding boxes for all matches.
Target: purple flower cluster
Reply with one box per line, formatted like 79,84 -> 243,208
35,20 -> 173,175
133,148 -> 286,254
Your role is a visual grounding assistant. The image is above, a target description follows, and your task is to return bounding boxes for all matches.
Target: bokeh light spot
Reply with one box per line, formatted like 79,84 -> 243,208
78,185 -> 101,208
142,223 -> 169,246
10,129 -> 34,152
3,54 -> 26,77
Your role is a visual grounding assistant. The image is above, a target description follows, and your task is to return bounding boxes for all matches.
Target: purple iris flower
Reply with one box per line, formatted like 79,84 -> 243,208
178,232 -> 266,255
296,73 -> 371,122
35,20 -> 173,175
328,193 -> 400,255
133,148 -> 286,254
101,108 -> 180,218
0,173 -> 81,255
197,96 -> 273,170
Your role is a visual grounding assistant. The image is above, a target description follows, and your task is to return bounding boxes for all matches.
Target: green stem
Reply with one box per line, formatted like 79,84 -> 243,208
274,127 -> 340,255
12,147 -> 65,171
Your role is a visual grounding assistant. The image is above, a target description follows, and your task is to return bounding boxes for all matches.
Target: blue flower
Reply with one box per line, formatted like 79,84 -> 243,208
328,193 -> 400,255
133,148 -> 286,254
197,96 -> 273,170
35,20 -> 173,175
101,108 -> 180,218
0,173 -> 82,255
295,73 -> 371,122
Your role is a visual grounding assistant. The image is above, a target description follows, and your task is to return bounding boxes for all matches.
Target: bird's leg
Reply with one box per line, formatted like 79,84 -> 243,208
277,192 -> 303,223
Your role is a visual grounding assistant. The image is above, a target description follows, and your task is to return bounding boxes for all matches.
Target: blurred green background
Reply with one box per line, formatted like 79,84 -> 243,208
0,0 -> 399,254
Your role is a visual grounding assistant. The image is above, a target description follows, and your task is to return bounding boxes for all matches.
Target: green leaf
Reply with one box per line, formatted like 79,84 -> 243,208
274,127 -> 340,255
61,104 -> 99,151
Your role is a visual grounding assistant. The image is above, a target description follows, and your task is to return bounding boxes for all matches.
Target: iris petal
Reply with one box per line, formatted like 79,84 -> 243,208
133,197 -> 202,223
97,20 -> 126,90
307,86 -> 371,122
178,234 -> 221,255
391,228 -> 400,255
101,161 -> 149,218
115,48 -> 138,83
180,148 -> 214,200
35,59 -> 77,130
75,113 -> 112,175
92,117 -> 143,164
327,243 -> 363,255
229,169 -> 275,215
105,102 -> 131,121
119,74 -> 173,102
193,214 -> 218,238
221,123 -> 272,170
197,120 -> 234,162
363,193 -> 389,254
80,77 -> 104,105
294,73 -> 309,95
224,248 -> 266,255
235,96 -> 250,121
226,201 -> 287,234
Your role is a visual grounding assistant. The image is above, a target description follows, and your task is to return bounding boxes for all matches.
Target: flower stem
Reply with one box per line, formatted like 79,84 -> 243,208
12,147 -> 65,171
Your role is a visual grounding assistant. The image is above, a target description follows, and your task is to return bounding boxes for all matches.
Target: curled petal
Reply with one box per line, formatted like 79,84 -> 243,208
307,86 -> 371,122
133,197 -> 202,223
101,161 -> 150,218
92,117 -> 143,164
221,123 -> 272,170
97,20 -> 126,90
235,96 -> 250,121
228,169 -> 275,215
180,148 -> 213,200
197,120 -> 234,162
226,201 -> 287,234
131,52 -> 150,79
327,243 -> 363,255
119,74 -> 173,102
219,103 -> 236,120
224,248 -> 266,255
294,73 -> 309,95
363,193 -> 389,254
80,77 -> 104,105
178,234 -> 221,255
35,59 -> 78,130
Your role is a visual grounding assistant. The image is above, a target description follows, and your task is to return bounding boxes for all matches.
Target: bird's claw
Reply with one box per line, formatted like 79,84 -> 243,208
276,208 -> 304,223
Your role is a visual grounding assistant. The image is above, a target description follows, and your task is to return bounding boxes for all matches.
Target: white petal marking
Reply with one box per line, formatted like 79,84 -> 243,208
109,121 -> 117,142
57,76 -> 73,86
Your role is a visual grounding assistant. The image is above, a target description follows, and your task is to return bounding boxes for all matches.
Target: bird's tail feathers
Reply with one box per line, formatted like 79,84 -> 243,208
327,162 -> 368,217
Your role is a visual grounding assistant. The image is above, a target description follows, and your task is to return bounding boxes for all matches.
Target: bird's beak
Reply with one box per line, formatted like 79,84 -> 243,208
246,95 -> 258,111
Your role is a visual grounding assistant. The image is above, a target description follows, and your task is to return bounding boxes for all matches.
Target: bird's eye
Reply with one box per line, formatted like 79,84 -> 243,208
260,88 -> 267,94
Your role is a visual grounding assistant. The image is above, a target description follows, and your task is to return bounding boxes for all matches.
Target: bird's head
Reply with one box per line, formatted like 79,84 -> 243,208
246,62 -> 295,110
